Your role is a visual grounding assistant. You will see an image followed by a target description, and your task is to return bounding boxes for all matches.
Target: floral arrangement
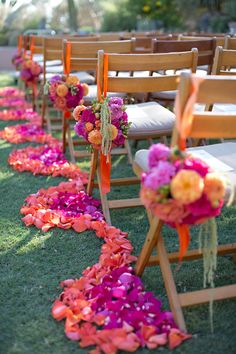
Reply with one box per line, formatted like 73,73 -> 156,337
12,52 -> 24,70
44,75 -> 89,112
0,123 -> 60,145
9,145 -> 88,181
141,143 -> 226,227
20,59 -> 43,84
74,97 -> 131,154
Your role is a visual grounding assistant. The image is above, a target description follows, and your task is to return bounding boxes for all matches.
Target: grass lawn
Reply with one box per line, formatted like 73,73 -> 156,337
0,73 -> 236,354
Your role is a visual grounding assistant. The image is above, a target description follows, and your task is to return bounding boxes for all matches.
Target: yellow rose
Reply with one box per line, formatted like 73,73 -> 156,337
66,76 -> 79,86
171,169 -> 204,204
204,173 -> 226,206
56,84 -> 68,97
88,130 -> 102,145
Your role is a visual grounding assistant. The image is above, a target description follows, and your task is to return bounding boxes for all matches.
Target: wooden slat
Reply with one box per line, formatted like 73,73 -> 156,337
107,51 -> 196,71
197,77 -> 236,103
148,243 -> 236,265
190,113 -> 236,138
107,75 -> 179,93
108,198 -> 142,209
179,284 -> 236,307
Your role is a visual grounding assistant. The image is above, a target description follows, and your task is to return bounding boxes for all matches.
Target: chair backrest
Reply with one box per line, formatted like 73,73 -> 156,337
152,38 -> 216,72
224,36 -> 236,50
97,49 -> 198,97
212,46 -> 236,75
63,39 -> 136,75
29,35 -> 44,57
42,37 -> 64,84
172,72 -> 236,144
179,34 -> 225,47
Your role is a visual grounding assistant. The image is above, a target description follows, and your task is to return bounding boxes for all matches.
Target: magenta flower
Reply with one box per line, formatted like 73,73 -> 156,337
148,143 -> 171,169
144,160 -> 175,190
183,157 -> 209,177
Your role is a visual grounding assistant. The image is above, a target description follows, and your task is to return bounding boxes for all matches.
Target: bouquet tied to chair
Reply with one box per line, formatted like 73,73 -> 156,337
141,143 -> 229,287
73,97 -> 131,194
44,75 -> 89,118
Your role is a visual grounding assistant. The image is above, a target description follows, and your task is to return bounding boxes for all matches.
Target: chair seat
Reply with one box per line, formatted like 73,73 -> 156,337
127,102 -> 175,138
135,142 -> 236,201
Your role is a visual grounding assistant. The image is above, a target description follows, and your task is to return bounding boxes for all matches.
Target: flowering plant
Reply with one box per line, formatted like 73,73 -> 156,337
12,52 -> 24,70
44,74 -> 89,112
20,59 -> 43,84
74,97 -> 131,154
141,143 -> 226,227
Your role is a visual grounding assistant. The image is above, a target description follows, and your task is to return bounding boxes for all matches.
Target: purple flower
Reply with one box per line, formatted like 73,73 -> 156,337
109,97 -> 123,107
74,122 -> 87,139
148,143 -> 171,169
80,108 -> 96,124
49,75 -> 62,83
144,160 -> 176,190
112,129 -> 125,146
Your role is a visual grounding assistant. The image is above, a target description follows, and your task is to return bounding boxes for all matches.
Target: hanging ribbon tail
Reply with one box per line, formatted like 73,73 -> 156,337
176,224 -> 190,262
100,153 -> 111,194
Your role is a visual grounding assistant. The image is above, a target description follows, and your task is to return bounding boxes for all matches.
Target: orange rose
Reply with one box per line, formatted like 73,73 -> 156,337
56,84 -> 68,97
85,122 -> 94,132
73,105 -> 86,121
88,130 -> 102,145
82,83 -> 89,96
66,76 -> 79,85
204,173 -> 226,206
108,124 -> 118,140
171,169 -> 204,204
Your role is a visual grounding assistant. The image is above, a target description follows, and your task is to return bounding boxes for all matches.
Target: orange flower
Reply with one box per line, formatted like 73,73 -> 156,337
73,105 -> 86,121
171,169 -> 204,204
66,75 -> 79,85
204,172 -> 226,206
56,84 -> 68,97
108,124 -> 118,140
82,83 -> 89,96
85,122 -> 94,132
88,130 -> 102,145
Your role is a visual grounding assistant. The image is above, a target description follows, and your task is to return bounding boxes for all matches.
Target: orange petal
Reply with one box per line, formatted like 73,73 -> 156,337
168,328 -> 192,350
51,300 -> 68,321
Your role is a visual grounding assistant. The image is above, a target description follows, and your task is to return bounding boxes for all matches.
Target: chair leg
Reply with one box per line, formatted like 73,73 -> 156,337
135,218 -> 163,276
62,115 -> 68,153
87,150 -> 99,195
157,234 -> 187,332
67,126 -> 76,163
124,140 -> 133,164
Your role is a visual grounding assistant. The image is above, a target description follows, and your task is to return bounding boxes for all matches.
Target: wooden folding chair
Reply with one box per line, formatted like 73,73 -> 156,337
62,39 -> 136,160
224,36 -> 236,50
87,49 -> 198,224
133,72 -> 236,332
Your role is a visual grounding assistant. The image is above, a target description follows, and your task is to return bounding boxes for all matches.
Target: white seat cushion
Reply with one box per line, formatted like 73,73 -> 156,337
127,102 -> 175,138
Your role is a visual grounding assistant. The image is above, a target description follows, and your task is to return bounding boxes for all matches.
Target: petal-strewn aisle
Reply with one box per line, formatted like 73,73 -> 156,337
0,87 -> 191,353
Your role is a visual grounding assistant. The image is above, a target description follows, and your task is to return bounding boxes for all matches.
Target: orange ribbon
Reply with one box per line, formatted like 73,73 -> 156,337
176,224 -> 190,262
64,42 -> 72,75
30,36 -> 35,60
99,53 -> 111,194
174,75 -> 205,150
17,35 -> 23,54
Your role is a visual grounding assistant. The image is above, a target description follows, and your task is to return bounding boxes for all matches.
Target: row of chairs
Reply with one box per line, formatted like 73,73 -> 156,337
17,33 -> 236,333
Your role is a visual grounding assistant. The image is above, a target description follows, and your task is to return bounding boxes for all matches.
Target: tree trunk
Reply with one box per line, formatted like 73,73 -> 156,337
67,0 -> 78,32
